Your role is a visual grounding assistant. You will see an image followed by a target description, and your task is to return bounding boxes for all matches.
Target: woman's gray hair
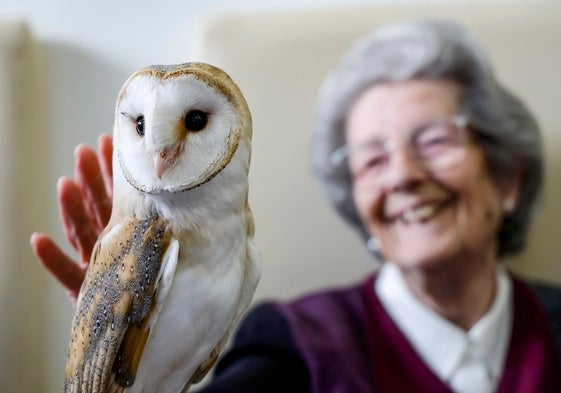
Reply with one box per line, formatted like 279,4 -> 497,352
311,18 -> 543,258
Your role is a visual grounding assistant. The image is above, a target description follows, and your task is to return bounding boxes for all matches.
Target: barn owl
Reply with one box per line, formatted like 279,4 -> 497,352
64,63 -> 260,393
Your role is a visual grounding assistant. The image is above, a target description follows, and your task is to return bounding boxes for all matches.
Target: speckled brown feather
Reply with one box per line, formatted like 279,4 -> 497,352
64,214 -> 172,392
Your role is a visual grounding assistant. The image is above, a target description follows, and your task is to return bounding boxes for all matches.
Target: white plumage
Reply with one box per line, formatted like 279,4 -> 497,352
64,63 -> 260,393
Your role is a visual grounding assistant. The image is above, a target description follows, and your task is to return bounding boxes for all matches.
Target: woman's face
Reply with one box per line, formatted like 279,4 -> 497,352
346,79 -> 514,270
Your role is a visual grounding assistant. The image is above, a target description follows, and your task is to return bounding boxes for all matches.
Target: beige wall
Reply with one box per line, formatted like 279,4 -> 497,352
0,20 -> 48,393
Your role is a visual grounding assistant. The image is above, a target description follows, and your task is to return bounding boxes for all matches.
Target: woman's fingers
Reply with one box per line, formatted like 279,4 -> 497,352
30,232 -> 86,300
74,144 -> 112,233
32,136 -> 115,305
58,177 -> 99,263
98,133 -> 114,200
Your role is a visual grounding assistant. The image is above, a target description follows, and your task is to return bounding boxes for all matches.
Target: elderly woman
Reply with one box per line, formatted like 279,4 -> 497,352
32,19 -> 560,392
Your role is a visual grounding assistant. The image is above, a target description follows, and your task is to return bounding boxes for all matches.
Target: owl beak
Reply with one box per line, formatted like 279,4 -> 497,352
154,144 -> 181,179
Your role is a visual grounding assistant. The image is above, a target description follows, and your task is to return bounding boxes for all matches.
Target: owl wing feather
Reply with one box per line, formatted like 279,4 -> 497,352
64,213 -> 175,393
188,347 -> 221,386
110,236 -> 179,389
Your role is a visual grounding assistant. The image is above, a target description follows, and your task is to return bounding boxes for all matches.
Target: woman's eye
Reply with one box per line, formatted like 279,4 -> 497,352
422,135 -> 448,147
352,152 -> 387,178
416,125 -> 456,151
421,129 -> 448,144
184,110 -> 208,132
136,115 -> 145,137
364,155 -> 386,168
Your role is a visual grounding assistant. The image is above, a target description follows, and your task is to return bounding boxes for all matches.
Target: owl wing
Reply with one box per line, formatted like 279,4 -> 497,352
64,214 -> 179,393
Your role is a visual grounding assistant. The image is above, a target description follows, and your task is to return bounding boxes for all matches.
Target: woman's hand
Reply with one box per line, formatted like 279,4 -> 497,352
30,134 -> 114,303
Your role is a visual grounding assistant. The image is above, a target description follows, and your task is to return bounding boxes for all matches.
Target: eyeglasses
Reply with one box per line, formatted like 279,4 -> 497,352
330,115 -> 470,188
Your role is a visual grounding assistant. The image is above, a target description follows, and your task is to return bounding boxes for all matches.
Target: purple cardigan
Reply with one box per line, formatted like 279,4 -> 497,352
276,274 -> 561,393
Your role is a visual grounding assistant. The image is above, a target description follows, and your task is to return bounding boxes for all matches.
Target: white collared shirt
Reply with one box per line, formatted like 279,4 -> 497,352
375,262 -> 513,393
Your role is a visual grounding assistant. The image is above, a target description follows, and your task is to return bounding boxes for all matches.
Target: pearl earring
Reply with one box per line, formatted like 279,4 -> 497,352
503,197 -> 515,213
366,237 -> 380,253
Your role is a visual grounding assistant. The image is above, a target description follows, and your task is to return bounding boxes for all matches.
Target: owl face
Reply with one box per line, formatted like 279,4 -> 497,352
114,63 -> 249,194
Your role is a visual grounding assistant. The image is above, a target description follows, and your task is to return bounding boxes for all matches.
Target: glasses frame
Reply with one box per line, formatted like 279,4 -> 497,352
329,114 -> 470,179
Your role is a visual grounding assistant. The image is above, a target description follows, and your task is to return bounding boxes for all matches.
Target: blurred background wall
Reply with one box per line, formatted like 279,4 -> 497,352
0,0 -> 559,391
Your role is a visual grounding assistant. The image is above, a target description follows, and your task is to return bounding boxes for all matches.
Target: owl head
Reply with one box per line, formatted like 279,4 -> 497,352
113,63 -> 252,194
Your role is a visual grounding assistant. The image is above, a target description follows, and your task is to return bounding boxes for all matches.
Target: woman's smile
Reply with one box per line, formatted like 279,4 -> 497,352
384,195 -> 454,224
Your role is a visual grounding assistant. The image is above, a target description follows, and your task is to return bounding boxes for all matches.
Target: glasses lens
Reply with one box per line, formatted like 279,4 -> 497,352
413,117 -> 466,169
329,115 -> 468,188
348,140 -> 387,179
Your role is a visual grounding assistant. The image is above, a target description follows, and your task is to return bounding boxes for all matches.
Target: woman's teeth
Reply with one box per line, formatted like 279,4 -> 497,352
401,204 -> 439,223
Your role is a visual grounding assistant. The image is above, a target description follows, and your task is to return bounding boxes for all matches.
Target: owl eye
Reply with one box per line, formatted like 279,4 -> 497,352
136,116 -> 145,136
184,110 -> 208,132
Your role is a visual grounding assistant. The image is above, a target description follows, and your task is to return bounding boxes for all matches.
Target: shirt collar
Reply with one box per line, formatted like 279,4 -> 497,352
375,262 -> 513,383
